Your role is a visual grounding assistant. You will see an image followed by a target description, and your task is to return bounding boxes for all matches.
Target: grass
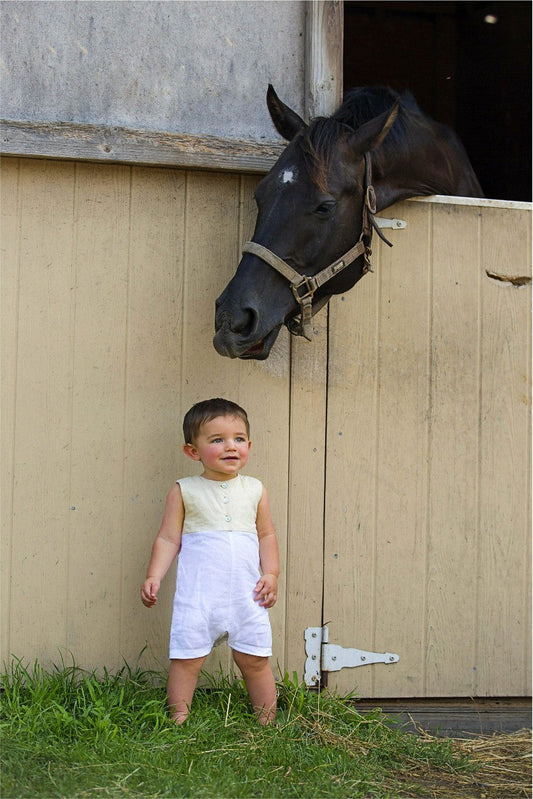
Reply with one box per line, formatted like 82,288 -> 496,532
0,657 -> 530,798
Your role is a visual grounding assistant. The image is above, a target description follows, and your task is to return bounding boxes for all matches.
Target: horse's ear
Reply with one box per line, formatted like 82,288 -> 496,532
267,84 -> 307,141
350,102 -> 399,153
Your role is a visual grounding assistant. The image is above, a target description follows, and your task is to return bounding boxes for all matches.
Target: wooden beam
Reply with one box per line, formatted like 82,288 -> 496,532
305,0 -> 344,118
0,119 -> 284,173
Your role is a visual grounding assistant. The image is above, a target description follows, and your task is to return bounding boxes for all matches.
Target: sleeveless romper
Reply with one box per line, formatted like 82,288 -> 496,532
168,474 -> 273,659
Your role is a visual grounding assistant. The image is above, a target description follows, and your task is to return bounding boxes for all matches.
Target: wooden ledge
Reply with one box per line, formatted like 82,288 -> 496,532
0,119 -> 285,174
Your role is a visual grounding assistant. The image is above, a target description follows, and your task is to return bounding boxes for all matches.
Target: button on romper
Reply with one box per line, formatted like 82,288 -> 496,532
169,474 -> 273,659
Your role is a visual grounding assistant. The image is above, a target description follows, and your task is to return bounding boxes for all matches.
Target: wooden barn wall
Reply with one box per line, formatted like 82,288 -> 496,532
2,156 -> 531,699
0,156 -> 294,680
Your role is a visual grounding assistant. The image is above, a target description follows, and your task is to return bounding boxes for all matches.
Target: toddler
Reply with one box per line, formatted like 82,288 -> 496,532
141,398 -> 279,724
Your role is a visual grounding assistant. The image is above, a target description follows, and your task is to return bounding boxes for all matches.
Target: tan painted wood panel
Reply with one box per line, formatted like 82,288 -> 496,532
426,202 -> 483,696
477,207 -> 532,696
66,163 -> 132,669
5,159 -> 76,665
322,263 -> 380,698
1,158 -> 20,663
372,204 -> 432,698
119,167 -> 187,669
284,321 -> 329,683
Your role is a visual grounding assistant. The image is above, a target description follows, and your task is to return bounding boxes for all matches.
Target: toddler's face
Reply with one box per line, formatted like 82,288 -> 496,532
184,414 -> 251,480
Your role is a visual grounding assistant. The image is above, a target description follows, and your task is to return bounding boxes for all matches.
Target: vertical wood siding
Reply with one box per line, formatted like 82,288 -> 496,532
323,199 -> 531,698
2,158 -> 530,698
1,158 -> 291,678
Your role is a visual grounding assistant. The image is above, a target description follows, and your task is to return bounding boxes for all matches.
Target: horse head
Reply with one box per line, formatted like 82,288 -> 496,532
213,85 -> 398,360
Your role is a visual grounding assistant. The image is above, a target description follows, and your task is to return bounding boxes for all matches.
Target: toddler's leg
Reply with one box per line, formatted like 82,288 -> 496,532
167,656 -> 206,724
232,650 -> 276,725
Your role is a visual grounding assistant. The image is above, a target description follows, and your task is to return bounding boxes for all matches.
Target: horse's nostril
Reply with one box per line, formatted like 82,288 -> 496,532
215,305 -> 258,338
215,310 -> 231,330
230,307 -> 257,337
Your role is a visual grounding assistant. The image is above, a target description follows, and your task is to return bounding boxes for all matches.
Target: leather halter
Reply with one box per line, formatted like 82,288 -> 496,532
242,152 -> 393,341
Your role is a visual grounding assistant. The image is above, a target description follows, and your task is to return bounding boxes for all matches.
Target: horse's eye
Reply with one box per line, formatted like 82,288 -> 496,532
314,201 -> 336,218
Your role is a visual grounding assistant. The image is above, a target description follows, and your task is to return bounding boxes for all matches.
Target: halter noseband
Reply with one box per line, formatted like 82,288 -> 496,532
242,152 -> 392,341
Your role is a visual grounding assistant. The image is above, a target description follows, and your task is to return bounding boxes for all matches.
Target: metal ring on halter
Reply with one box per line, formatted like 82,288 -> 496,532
366,185 -> 377,214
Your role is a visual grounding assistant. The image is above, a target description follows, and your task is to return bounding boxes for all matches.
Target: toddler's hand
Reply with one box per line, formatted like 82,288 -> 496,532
254,573 -> 278,608
141,578 -> 160,608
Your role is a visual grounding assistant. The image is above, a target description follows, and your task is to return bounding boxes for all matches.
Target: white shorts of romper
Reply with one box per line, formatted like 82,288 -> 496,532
169,530 -> 272,659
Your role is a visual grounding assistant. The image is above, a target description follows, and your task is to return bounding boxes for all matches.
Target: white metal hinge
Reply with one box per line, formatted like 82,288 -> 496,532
304,626 -> 400,687
375,217 -> 407,230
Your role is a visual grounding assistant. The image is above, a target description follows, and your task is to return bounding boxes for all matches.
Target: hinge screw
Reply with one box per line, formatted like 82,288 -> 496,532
360,656 -> 366,662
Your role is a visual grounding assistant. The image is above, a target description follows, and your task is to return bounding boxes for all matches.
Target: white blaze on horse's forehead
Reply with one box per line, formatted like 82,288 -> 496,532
281,166 -> 298,185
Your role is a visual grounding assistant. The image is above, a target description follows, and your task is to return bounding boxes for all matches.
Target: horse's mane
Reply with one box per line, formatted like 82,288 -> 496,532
334,85 -> 420,129
299,86 -> 432,191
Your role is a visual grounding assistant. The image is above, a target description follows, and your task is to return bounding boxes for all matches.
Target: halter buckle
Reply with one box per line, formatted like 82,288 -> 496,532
292,276 -> 317,303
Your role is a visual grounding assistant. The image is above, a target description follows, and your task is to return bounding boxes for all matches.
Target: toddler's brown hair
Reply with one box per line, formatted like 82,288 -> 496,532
183,398 -> 250,444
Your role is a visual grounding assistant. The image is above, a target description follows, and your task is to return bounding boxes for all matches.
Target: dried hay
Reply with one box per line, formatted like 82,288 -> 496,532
297,704 -> 531,798
400,728 -> 532,798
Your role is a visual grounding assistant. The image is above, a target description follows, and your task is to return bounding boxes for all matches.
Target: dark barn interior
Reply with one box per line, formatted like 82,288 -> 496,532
344,1 -> 532,202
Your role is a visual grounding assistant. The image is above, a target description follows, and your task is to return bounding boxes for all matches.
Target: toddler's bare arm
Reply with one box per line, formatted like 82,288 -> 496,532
141,484 -> 184,607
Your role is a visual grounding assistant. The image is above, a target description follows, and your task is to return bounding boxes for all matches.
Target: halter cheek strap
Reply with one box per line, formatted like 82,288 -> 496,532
242,152 -> 393,341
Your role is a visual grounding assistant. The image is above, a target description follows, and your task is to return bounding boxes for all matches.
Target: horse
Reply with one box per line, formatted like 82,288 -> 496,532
214,84 -> 483,360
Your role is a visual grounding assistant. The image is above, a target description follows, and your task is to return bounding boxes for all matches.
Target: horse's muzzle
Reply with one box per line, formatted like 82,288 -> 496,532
213,324 -> 282,360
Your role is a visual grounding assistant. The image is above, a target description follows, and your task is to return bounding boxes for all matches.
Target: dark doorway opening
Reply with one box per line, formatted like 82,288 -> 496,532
344,1 -> 531,201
